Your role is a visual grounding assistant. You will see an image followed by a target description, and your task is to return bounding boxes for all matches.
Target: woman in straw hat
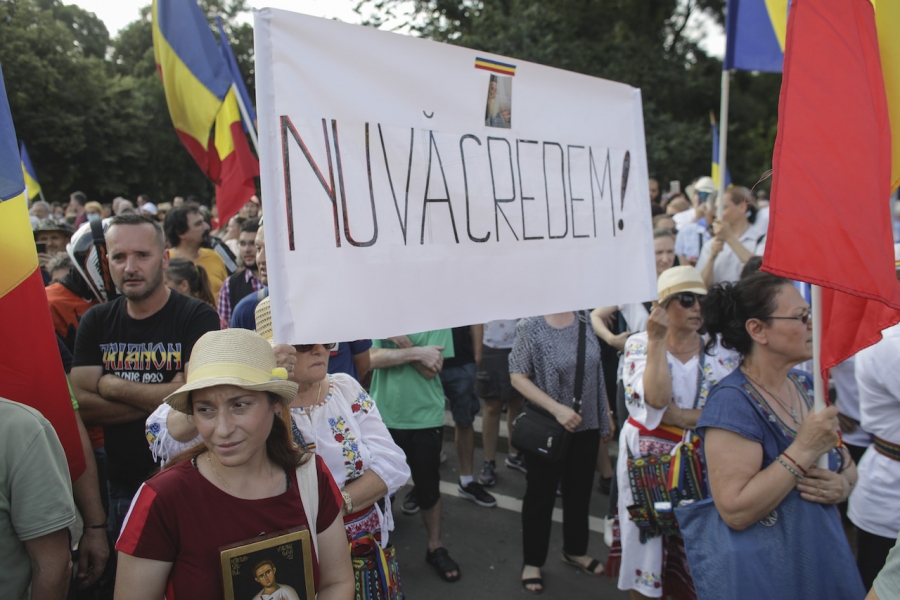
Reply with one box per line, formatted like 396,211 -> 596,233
615,265 -> 739,599
114,328 -> 354,600
144,299 -> 410,599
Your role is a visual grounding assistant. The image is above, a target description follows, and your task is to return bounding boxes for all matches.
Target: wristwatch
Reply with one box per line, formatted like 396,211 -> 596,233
341,490 -> 353,516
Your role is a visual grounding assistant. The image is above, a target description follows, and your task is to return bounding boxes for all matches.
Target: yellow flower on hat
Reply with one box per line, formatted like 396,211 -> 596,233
271,367 -> 289,381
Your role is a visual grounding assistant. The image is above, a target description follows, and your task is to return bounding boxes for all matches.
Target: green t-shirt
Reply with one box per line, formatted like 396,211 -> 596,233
370,330 -> 454,430
0,398 -> 76,600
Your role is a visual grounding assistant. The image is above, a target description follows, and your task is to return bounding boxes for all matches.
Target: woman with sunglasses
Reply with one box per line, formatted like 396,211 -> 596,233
257,298 -> 411,544
681,272 -> 864,598
616,266 -> 739,599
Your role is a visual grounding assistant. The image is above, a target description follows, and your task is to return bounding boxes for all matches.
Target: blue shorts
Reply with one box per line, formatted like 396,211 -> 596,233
440,362 -> 481,428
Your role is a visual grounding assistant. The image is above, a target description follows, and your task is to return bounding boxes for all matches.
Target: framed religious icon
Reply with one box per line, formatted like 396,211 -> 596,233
220,526 -> 315,600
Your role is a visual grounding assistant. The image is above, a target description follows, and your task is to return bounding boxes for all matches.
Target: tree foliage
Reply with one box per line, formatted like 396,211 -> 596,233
360,0 -> 779,191
0,0 -> 255,205
1,0 -> 778,207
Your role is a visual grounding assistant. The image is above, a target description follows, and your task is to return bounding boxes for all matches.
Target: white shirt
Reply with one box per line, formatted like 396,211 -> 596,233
615,303 -> 652,380
253,584 -> 301,600
621,332 -> 740,436
831,356 -> 872,448
675,221 -> 711,264
848,323 -> 900,538
483,319 -> 518,349
696,222 -> 765,285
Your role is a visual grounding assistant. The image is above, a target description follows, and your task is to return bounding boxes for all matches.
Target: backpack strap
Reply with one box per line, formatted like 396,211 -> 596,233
295,457 -> 320,557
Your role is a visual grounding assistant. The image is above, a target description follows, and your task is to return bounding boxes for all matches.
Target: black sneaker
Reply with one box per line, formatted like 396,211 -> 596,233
505,452 -> 527,474
458,481 -> 497,507
402,487 -> 420,515
478,460 -> 497,487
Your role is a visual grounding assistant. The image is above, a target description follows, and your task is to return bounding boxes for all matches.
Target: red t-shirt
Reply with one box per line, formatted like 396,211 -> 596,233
116,455 -> 342,599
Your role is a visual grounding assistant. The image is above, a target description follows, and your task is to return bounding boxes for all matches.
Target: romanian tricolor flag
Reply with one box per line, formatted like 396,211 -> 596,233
210,88 -> 258,223
0,65 -> 85,481
19,141 -> 41,201
152,0 -> 258,224
764,0 -> 900,373
724,0 -> 788,73
215,16 -> 257,132
475,57 -> 516,76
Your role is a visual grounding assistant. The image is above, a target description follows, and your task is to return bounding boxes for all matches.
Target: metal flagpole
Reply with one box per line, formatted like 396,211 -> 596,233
810,284 -> 829,468
716,69 -> 731,221
231,82 -> 259,156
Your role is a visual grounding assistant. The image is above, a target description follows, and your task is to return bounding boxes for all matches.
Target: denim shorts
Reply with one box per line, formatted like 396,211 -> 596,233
440,362 -> 481,428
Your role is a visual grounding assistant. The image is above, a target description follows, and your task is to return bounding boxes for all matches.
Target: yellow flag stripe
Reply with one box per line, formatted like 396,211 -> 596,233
874,0 -> 900,192
215,88 -> 240,160
764,0 -> 790,53
0,194 -> 39,298
21,165 -> 41,200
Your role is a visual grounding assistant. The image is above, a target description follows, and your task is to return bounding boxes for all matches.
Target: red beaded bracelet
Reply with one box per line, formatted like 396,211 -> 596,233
782,451 -> 808,476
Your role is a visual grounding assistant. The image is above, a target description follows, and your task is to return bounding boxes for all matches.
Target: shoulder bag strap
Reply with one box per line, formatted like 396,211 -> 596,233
573,312 -> 587,412
296,457 -> 320,557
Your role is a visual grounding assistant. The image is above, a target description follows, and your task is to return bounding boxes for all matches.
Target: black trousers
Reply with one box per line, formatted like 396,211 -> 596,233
522,429 -> 600,567
858,528 -> 897,591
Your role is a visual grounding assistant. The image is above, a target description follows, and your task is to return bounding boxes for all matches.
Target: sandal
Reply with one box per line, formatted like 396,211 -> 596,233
426,547 -> 461,582
561,552 -> 604,576
521,566 -> 543,595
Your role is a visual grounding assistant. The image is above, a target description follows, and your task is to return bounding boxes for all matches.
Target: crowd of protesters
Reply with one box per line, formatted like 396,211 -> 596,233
3,176 -> 900,600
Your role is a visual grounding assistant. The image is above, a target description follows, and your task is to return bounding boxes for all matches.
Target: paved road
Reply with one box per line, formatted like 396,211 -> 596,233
388,424 -> 630,599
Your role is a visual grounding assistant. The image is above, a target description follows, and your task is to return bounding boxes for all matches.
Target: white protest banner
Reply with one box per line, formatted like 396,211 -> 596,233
253,8 -> 657,343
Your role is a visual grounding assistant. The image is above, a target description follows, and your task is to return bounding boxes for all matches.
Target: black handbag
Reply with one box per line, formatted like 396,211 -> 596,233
511,313 -> 587,463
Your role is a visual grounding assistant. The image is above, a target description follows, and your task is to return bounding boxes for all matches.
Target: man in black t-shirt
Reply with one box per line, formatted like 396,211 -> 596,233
71,213 -> 219,538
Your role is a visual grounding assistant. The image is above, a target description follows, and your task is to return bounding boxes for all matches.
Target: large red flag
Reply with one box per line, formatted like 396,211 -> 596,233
764,0 -> 900,371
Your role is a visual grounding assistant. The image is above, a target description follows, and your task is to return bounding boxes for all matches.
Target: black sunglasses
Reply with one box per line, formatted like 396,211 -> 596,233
666,292 -> 701,309
293,343 -> 337,352
765,311 -> 812,326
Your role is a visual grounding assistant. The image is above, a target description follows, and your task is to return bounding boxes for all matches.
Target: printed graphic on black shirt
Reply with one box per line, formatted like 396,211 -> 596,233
73,291 -> 219,488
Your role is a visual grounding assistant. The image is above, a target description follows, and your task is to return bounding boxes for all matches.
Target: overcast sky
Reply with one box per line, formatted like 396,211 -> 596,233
69,0 -> 365,35
68,0 -> 724,57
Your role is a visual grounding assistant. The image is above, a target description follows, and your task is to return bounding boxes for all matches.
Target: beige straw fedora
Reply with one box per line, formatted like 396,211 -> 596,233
164,328 -> 298,414
657,265 -> 707,305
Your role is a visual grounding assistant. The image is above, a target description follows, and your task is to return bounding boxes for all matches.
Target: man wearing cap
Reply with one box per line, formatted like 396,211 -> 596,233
164,204 -> 229,299
34,219 -> 75,285
70,213 -> 219,538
